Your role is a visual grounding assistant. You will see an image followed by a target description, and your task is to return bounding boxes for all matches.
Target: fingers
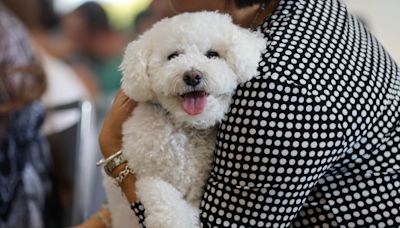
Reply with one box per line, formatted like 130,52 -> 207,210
111,89 -> 137,114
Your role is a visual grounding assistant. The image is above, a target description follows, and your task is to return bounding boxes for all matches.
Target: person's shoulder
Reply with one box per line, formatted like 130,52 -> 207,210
260,0 -> 348,47
257,0 -> 349,84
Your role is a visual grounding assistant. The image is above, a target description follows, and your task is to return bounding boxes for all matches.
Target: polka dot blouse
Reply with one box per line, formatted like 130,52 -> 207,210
199,0 -> 400,227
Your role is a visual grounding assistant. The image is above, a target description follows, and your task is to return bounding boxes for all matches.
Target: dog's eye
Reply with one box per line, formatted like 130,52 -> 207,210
167,52 -> 180,60
206,50 -> 220,59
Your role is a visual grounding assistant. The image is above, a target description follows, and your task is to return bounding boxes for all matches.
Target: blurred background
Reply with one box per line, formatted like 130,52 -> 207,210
344,0 -> 400,63
0,0 -> 398,227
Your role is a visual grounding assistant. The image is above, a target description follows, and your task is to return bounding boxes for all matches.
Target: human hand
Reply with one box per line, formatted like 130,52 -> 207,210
72,207 -> 111,228
99,89 -> 137,157
99,89 -> 138,202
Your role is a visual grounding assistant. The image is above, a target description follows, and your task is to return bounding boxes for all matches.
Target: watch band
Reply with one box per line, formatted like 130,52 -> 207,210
104,153 -> 128,176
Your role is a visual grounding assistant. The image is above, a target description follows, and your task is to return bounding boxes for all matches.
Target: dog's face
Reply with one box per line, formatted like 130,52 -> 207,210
121,12 -> 265,128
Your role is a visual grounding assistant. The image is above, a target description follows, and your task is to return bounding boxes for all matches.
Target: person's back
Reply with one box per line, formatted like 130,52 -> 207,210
199,0 -> 400,227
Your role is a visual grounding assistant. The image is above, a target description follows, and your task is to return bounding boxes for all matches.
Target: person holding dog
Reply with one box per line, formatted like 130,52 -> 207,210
84,0 -> 400,227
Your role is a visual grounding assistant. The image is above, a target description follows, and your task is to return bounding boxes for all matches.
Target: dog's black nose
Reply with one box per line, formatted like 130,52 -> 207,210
183,70 -> 203,87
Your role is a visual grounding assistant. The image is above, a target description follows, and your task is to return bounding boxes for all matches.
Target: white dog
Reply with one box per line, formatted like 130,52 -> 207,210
103,11 -> 265,228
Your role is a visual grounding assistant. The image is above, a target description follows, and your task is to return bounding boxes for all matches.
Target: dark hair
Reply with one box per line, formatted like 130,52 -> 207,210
232,0 -> 267,8
39,0 -> 59,30
2,0 -> 59,30
74,1 -> 110,32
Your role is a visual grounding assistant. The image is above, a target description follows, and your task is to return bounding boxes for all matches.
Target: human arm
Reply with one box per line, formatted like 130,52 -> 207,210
98,89 -> 138,202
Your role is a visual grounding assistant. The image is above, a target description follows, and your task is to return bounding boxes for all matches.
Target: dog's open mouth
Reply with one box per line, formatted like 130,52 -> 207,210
181,91 -> 208,116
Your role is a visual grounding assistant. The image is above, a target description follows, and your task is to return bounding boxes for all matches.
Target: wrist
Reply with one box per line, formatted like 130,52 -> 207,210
102,151 -> 127,176
111,163 -> 127,178
120,173 -> 137,203
111,163 -> 137,202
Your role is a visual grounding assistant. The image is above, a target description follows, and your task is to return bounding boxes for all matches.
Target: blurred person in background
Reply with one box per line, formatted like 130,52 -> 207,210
2,0 -> 94,134
62,1 -> 125,100
2,0 -> 98,102
4,0 -> 101,226
0,2 -> 54,227
132,0 -> 176,36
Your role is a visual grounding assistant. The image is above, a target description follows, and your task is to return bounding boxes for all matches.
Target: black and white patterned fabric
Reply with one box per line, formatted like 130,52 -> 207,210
199,0 -> 400,227
0,102 -> 52,228
131,202 -> 146,228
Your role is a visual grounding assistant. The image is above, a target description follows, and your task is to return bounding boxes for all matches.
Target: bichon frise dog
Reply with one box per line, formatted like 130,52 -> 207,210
103,11 -> 265,228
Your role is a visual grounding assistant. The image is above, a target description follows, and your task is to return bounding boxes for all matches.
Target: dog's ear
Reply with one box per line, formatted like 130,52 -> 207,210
226,27 -> 265,83
120,39 -> 155,102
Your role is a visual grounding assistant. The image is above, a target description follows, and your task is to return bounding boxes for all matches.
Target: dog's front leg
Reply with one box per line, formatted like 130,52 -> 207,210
136,176 -> 199,228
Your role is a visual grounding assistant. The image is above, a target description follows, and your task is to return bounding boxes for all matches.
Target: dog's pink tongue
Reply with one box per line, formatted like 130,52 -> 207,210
182,92 -> 207,115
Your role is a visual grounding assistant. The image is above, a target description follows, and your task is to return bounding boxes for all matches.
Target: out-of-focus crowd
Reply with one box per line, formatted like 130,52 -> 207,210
0,0 -> 174,227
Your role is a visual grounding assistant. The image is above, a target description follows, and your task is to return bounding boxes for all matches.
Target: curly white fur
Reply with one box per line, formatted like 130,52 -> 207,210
103,11 -> 265,228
